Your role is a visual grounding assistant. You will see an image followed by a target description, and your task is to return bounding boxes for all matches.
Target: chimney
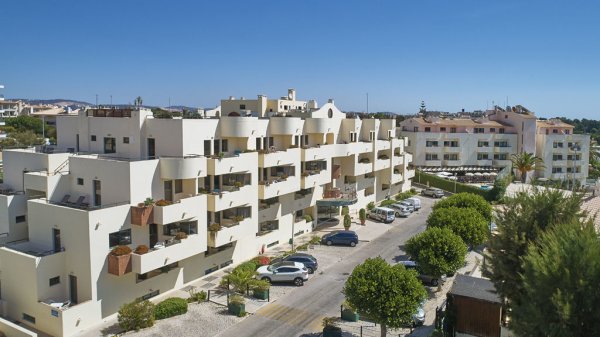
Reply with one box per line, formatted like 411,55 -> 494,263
288,89 -> 296,101
328,98 -> 335,105
229,96 -> 235,100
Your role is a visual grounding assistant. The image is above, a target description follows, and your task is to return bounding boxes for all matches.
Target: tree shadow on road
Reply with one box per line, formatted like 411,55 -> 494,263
298,333 -> 321,337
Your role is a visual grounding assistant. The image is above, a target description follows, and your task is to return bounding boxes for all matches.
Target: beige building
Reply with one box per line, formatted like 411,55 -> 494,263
0,90 -> 413,337
400,105 -> 590,184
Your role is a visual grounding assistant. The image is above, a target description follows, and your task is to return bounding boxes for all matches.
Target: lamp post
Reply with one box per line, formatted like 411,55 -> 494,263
571,145 -> 580,192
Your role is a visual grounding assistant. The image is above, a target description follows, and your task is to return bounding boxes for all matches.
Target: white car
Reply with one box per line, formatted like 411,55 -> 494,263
256,261 -> 309,286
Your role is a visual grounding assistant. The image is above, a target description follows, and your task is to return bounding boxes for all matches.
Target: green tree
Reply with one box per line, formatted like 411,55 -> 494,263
510,152 -> 544,183
118,300 -> 155,332
406,227 -> 467,279
134,96 -> 143,106
432,192 -> 492,221
12,130 -> 43,146
511,221 -> 600,336
484,187 -> 585,309
426,207 -> 489,247
5,115 -> 44,134
343,257 -> 427,337
341,205 -> 349,216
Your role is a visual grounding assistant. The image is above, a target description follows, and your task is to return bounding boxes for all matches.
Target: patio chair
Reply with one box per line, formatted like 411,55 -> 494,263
73,196 -> 85,208
60,194 -> 71,205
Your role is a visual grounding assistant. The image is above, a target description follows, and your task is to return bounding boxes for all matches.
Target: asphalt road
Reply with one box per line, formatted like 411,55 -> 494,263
217,197 -> 436,337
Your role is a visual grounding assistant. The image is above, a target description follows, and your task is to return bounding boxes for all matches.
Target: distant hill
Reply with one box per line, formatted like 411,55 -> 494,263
15,98 -> 92,107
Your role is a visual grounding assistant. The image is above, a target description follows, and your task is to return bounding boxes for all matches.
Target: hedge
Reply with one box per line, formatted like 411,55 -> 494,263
415,171 -> 493,201
154,297 -> 188,320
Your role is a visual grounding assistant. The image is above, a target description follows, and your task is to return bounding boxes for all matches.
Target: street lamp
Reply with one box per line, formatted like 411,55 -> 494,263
571,144 -> 581,191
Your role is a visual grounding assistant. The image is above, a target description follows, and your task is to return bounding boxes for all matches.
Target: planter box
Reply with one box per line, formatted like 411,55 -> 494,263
323,327 -> 343,337
341,309 -> 359,322
131,205 -> 154,226
252,290 -> 269,300
108,254 -> 132,276
228,302 -> 245,316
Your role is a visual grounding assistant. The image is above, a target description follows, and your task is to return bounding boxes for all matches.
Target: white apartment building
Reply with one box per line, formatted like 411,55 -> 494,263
0,90 -> 413,337
400,105 -> 590,183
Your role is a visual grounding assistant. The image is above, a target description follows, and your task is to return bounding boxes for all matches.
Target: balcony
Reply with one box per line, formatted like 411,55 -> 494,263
304,117 -> 339,134
208,184 -> 253,212
208,218 -> 253,247
492,159 -> 511,167
219,116 -> 269,138
36,300 -> 101,337
160,155 -> 207,179
131,233 -> 206,274
391,171 -> 404,184
393,155 -> 404,166
356,141 -> 373,154
268,116 -> 303,135
424,160 -> 442,167
258,176 -> 301,199
208,152 -> 257,176
374,140 -> 391,151
375,155 -> 391,171
259,148 -> 300,168
442,159 -> 461,167
154,195 -> 205,225
301,169 -> 330,189
357,175 -> 376,190
302,144 -> 333,161
476,159 -> 493,166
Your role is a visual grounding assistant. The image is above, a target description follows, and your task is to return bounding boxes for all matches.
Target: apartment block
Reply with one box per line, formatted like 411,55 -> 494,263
0,90 -> 413,337
400,105 -> 590,183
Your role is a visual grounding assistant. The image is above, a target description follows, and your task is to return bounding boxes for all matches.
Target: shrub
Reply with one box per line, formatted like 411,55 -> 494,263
143,197 -> 154,206
433,192 -> 493,221
252,255 -> 270,266
110,245 -> 132,256
343,214 -> 351,230
296,243 -> 309,251
154,297 -> 188,320
380,199 -> 395,207
232,215 -> 244,222
304,214 -> 313,222
416,172 -> 493,200
322,317 -> 341,332
187,289 -> 207,303
367,202 -> 375,210
250,279 -> 271,292
155,199 -> 172,206
175,232 -> 188,240
229,294 -> 245,305
395,191 -> 415,201
118,300 -> 155,332
341,206 -> 349,216
221,262 -> 258,293
427,207 -> 489,247
309,235 -> 321,245
134,245 -> 149,255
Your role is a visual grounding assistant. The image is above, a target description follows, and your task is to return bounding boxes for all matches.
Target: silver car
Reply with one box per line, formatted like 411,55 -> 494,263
421,188 -> 445,198
390,203 -> 412,217
256,261 -> 309,286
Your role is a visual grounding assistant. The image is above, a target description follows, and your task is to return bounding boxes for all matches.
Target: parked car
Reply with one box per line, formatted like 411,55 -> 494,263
389,203 -> 412,217
368,207 -> 396,223
405,197 -> 422,210
321,230 -> 359,247
399,260 -> 446,286
280,253 -> 319,274
421,187 -> 445,198
399,201 -> 415,212
256,261 -> 309,286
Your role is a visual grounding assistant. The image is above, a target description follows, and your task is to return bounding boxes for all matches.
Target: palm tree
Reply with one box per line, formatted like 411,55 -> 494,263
134,96 -> 143,107
511,152 -> 544,183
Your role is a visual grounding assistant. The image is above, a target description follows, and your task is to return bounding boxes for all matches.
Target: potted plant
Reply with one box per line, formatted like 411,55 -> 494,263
322,317 -> 342,337
359,208 -> 366,226
155,199 -> 172,207
343,214 -> 351,231
208,223 -> 222,232
228,294 -> 246,316
218,152 -> 225,160
341,301 -> 360,322
232,215 -> 244,223
175,232 -> 188,240
301,172 -> 309,177
281,173 -> 289,180
134,245 -> 149,255
108,245 -> 132,276
304,214 -> 313,222
131,198 -> 155,226
341,206 -> 349,217
251,279 -> 270,300
234,181 -> 243,189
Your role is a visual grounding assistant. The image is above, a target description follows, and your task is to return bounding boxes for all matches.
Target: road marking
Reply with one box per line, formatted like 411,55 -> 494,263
255,303 -> 322,329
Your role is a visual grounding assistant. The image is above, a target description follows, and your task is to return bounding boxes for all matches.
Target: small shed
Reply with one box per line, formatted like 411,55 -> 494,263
447,274 -> 503,337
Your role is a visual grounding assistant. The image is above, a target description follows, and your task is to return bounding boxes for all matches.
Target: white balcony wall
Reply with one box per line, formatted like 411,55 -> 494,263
159,156 -> 207,180
260,148 -> 300,167
208,152 -> 257,176
154,195 -> 206,225
268,117 -> 304,135
132,233 -> 207,274
208,185 -> 254,212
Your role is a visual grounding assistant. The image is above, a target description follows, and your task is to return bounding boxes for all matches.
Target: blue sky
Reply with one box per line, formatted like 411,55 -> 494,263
1,0 -> 599,118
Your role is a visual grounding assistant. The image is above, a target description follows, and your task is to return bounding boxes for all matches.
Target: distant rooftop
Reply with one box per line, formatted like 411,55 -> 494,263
449,274 -> 501,304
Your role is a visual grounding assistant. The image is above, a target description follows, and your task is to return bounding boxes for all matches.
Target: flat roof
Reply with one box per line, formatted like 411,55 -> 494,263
449,274 -> 501,304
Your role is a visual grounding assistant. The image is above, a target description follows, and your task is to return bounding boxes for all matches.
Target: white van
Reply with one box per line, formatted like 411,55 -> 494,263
368,207 -> 396,223
405,197 -> 421,211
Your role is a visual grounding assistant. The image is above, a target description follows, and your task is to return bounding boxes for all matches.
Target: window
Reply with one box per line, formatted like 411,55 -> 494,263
204,140 -> 212,156
413,127 -> 419,132
553,142 -> 564,148
565,129 -> 570,134
109,229 -> 131,248
490,128 -> 496,133
424,127 -> 431,132
440,127 -> 446,132
77,178 -> 84,185
163,221 -> 198,236
239,104 -> 246,110
91,135 -> 97,141
443,141 -> 458,147
221,139 -> 228,152
478,141 -> 489,147
123,137 -> 130,144
49,276 -> 60,286
553,129 -> 558,134
567,166 -> 580,173
552,167 -> 563,173
425,153 -> 439,161
174,179 -> 183,194
494,153 -> 508,160
15,215 -> 26,223
477,153 -> 489,160
443,153 -> 459,160
425,141 -> 438,147
387,130 -> 393,138
494,141 -> 509,148
369,131 -> 375,142
349,132 -> 357,142
450,127 -> 457,133
499,128 -> 505,134
22,313 -> 35,324
474,128 -> 485,133
567,154 -> 581,160
104,137 -> 116,154
553,154 -> 563,161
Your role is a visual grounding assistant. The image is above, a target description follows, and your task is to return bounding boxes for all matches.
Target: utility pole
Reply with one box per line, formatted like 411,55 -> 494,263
95,94 -> 98,107
366,93 -> 369,114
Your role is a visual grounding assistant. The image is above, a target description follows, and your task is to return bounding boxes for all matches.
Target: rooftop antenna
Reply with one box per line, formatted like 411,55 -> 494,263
419,101 -> 426,114
95,94 -> 98,108
110,95 -> 113,106
366,93 -> 369,114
